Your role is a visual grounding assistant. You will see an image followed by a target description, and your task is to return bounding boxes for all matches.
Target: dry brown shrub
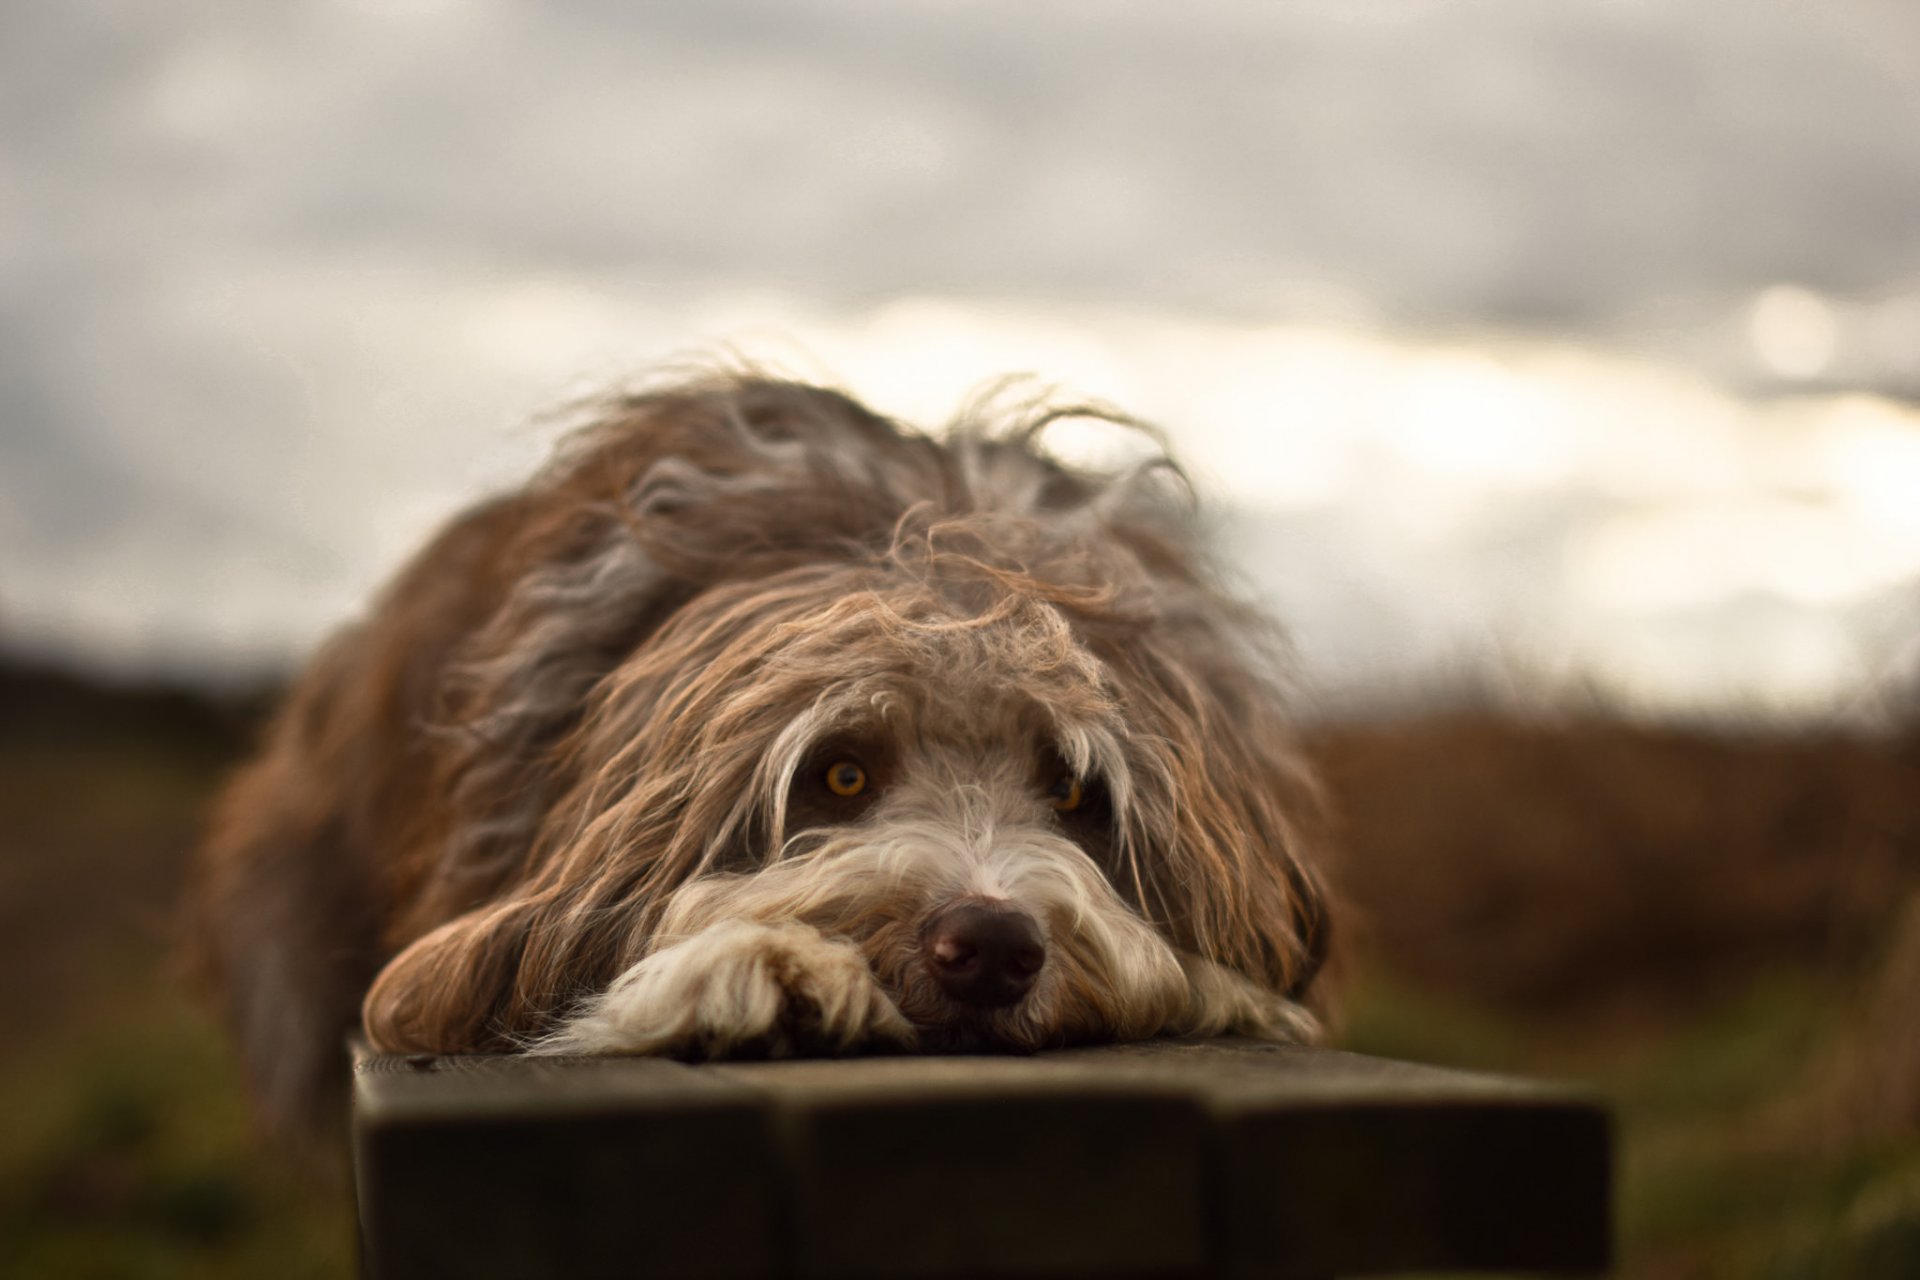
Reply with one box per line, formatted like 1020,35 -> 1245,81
1310,715 -> 1920,1020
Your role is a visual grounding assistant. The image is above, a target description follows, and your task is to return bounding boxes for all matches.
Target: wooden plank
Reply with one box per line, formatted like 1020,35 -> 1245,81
1069,1042 -> 1611,1279
715,1056 -> 1209,1279
353,1039 -> 1612,1280
1222,1101 -> 1610,1279
353,1052 -> 779,1280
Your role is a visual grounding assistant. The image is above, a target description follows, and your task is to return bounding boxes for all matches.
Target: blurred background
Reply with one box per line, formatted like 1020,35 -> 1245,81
4,1 -> 1918,1275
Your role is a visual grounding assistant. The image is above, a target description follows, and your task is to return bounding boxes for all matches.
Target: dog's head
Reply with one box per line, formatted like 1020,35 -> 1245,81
359,378 -> 1331,1056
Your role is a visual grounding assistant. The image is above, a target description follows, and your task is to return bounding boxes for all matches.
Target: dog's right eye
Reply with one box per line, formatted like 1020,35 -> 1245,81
1047,774 -> 1084,812
824,760 -> 868,797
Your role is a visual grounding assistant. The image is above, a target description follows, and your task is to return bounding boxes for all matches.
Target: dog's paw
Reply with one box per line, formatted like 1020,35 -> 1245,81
534,920 -> 915,1058
1173,953 -> 1324,1044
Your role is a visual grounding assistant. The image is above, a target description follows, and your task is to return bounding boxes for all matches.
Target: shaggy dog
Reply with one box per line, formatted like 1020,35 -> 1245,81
190,374 -> 1332,1132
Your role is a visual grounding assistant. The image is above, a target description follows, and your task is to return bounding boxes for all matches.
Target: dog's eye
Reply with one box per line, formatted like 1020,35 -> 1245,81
825,760 -> 868,797
1047,774 -> 1084,813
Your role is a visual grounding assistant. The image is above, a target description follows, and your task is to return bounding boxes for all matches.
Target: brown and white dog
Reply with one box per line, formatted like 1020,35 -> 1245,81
189,373 -> 1333,1133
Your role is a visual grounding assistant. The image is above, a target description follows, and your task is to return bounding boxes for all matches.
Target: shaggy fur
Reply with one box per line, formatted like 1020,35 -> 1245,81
188,373 -> 1333,1134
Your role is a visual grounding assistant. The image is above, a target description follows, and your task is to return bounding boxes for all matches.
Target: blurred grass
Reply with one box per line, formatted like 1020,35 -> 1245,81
1343,968 -> 1920,1279
2,657 -> 1916,1277
0,662 -> 352,1279
0,977 -> 353,1280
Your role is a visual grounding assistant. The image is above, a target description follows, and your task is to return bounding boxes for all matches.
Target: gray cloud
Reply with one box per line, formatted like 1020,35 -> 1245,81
6,0 -> 1920,699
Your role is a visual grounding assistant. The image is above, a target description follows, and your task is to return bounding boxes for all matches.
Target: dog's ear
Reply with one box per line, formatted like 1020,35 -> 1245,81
187,622 -> 439,1143
365,577 -> 851,1054
1100,622 -> 1334,1004
190,748 -> 382,1140
360,901 -> 548,1052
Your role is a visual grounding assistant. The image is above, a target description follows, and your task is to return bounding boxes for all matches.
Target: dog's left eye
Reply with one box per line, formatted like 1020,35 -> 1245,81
1047,774 -> 1084,812
825,760 -> 868,797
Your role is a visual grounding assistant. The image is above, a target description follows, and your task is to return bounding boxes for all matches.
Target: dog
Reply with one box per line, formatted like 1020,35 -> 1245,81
189,372 -> 1333,1134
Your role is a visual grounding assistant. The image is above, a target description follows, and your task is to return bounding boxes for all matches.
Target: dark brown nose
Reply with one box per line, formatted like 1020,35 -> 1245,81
923,902 -> 1046,1008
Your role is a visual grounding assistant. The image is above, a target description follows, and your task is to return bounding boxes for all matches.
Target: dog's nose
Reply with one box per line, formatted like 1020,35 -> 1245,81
923,903 -> 1045,1008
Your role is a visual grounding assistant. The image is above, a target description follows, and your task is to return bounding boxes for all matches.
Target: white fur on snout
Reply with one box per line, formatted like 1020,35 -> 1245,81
533,920 -> 915,1056
646,808 -> 1197,1047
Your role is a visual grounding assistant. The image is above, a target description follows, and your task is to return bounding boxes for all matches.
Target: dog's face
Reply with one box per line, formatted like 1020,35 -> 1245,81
201,379 -> 1331,1125
368,529 -> 1326,1059
602,567 -> 1210,1054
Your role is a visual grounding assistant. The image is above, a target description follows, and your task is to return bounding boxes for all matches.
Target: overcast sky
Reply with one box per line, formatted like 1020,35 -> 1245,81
5,0 -> 1920,719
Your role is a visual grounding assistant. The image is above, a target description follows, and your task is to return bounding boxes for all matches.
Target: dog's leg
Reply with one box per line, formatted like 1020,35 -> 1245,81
534,920 -> 915,1058
1173,953 -> 1323,1044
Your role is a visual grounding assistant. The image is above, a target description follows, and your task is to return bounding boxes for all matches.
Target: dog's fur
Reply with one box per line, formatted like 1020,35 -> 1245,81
189,374 -> 1333,1133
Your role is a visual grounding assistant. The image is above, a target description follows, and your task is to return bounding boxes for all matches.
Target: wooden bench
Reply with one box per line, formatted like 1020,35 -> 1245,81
353,1038 -> 1611,1279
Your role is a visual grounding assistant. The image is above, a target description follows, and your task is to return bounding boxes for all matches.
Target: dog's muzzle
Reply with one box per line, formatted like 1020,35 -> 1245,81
922,902 -> 1046,1008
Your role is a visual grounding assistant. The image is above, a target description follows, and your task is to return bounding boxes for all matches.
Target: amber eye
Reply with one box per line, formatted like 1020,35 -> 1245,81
1048,774 -> 1084,813
825,760 -> 867,797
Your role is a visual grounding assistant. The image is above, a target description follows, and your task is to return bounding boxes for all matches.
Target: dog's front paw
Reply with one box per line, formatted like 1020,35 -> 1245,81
1173,953 -> 1324,1044
534,920 -> 914,1058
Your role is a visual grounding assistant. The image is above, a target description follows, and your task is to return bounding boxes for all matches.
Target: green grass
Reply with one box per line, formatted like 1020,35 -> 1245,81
0,975 -> 353,1280
0,697 -> 353,1280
